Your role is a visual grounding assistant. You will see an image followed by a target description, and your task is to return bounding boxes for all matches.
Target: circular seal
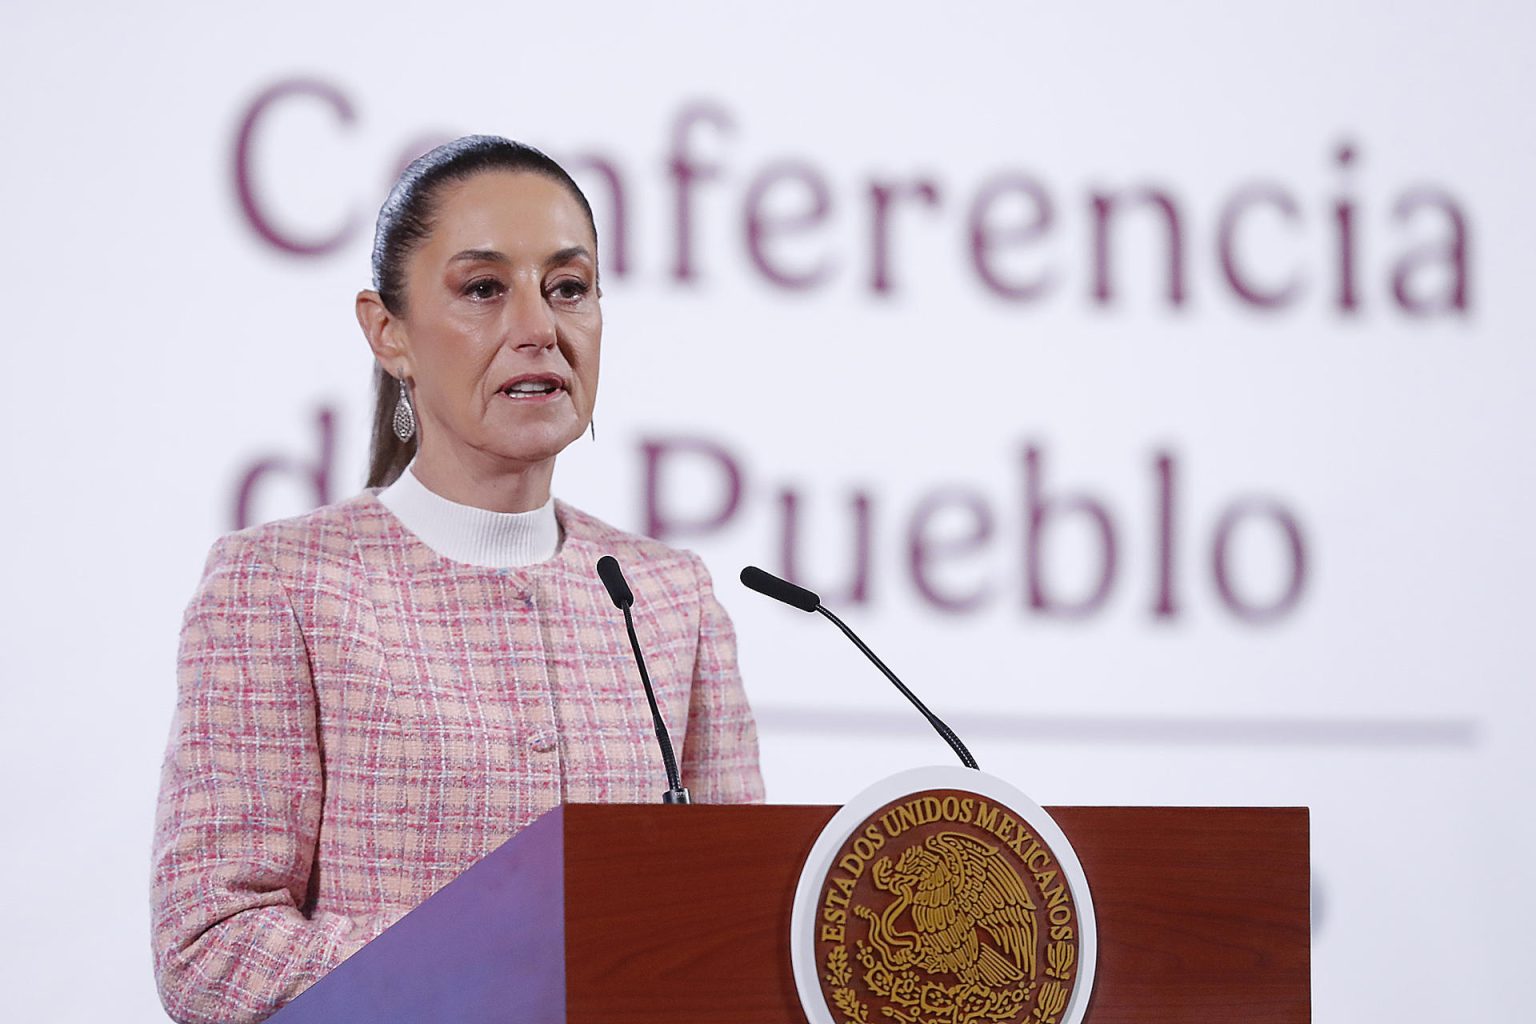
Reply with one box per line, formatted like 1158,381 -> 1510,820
792,767 -> 1096,1024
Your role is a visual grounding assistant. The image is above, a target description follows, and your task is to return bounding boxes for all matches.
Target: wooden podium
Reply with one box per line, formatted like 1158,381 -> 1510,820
269,804 -> 1310,1024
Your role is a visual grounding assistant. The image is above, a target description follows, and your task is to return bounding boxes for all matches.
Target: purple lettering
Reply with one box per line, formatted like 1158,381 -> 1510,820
669,103 -> 734,283
641,436 -> 743,541
908,490 -> 995,612
1091,186 -> 1186,307
1334,142 -> 1360,314
778,489 -> 872,605
233,79 -> 358,256
1392,189 -> 1470,314
1218,185 -> 1303,307
1153,451 -> 1177,619
1212,499 -> 1307,623
232,407 -> 335,529
1024,446 -> 1117,616
565,153 -> 631,278
968,173 -> 1055,301
869,177 -> 941,294
744,161 -> 834,289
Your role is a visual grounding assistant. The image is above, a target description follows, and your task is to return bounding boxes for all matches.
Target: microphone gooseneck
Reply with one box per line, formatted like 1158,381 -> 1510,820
597,556 -> 690,804
739,565 -> 980,770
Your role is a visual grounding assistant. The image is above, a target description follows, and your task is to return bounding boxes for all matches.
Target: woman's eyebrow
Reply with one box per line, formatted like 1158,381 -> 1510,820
450,248 -> 508,264
448,246 -> 592,267
546,245 -> 593,267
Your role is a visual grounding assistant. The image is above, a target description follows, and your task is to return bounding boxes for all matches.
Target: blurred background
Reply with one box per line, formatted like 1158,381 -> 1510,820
2,1 -> 1530,1019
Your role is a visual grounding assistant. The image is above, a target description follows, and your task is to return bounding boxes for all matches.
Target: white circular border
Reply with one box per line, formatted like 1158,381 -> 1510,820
790,766 -> 1098,1024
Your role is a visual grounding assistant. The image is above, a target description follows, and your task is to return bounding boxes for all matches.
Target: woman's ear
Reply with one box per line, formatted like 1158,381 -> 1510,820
356,290 -> 411,375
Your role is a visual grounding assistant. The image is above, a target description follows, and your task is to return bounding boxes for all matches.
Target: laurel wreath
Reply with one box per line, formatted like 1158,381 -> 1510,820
825,946 -> 869,1023
831,984 -> 870,1024
1032,981 -> 1068,1024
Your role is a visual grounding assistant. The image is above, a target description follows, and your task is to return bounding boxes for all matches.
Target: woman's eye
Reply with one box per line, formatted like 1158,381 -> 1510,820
465,278 -> 505,300
549,279 -> 590,303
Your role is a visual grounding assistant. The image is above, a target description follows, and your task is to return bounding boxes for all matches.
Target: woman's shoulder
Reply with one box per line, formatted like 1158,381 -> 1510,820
198,492 -> 389,580
554,500 -> 709,577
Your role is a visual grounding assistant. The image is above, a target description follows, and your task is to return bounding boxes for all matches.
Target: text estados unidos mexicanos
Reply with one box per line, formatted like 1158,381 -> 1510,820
818,795 -> 1076,946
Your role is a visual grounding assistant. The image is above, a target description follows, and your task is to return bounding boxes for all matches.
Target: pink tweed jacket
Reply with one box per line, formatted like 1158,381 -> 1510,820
150,494 -> 764,1024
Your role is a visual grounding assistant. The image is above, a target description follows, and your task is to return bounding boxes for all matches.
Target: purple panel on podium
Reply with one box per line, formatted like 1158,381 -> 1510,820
270,806 -> 568,1024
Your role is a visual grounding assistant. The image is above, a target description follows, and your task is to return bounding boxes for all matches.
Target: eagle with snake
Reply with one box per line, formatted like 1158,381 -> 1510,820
855,831 -> 1039,987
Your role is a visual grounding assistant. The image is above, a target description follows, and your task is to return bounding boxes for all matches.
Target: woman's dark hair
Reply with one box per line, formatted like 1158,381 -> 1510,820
365,135 -> 597,488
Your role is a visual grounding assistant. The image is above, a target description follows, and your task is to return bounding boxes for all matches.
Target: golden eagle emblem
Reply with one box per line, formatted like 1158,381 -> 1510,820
857,831 -> 1039,988
813,790 -> 1084,1024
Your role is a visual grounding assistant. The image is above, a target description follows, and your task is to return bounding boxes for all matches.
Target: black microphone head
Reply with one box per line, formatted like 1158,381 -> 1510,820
596,555 -> 634,610
739,565 -> 821,613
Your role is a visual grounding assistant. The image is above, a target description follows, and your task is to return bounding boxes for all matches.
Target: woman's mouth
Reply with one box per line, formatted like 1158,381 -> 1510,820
498,375 -> 566,400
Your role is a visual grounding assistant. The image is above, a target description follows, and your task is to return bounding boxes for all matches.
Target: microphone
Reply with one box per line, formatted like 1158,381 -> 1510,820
739,565 -> 818,612
739,565 -> 980,770
596,556 -> 690,804
596,554 -> 634,609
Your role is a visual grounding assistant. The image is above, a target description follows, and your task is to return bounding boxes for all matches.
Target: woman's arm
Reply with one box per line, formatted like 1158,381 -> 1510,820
677,553 -> 767,804
150,537 -> 390,1024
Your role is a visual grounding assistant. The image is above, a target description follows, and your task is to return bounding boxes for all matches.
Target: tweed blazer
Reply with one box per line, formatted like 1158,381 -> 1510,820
151,494 -> 764,1024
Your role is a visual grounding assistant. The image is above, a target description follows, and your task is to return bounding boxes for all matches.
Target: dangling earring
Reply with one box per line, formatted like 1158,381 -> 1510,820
589,419 -> 596,442
392,376 -> 417,441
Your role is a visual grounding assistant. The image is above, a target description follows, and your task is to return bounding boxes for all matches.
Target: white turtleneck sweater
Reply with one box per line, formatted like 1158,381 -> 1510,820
377,466 -> 560,568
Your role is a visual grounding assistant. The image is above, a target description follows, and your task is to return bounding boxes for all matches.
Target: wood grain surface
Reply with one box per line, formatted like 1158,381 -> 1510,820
561,804 -> 1309,1024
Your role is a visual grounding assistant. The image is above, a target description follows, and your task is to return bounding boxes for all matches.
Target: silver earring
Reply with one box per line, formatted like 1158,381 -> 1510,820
589,419 -> 596,442
392,377 -> 416,441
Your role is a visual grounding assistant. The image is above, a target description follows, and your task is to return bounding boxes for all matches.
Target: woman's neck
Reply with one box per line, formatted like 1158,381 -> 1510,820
408,445 -> 555,513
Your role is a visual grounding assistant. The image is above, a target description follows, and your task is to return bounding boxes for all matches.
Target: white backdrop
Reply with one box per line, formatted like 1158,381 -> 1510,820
2,2 -> 1531,1020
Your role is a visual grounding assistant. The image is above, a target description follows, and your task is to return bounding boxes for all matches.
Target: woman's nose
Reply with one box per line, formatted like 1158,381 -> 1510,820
506,283 -> 558,349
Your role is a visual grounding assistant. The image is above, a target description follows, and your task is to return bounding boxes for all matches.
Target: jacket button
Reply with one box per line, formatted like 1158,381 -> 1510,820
527,729 -> 557,753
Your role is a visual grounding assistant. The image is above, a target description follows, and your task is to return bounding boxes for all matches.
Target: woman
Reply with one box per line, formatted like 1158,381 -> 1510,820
150,136 -> 765,1024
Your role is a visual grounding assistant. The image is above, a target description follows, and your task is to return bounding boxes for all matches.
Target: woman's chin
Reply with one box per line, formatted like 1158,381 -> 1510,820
485,424 -> 585,466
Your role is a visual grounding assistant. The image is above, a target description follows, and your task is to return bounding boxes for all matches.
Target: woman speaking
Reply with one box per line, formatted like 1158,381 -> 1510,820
150,136 -> 765,1024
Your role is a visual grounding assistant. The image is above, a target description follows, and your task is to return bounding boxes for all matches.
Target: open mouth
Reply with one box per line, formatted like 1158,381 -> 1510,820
498,375 -> 566,400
